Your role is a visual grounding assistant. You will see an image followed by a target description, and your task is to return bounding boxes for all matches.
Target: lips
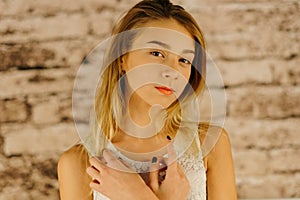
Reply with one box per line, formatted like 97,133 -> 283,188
155,86 -> 174,95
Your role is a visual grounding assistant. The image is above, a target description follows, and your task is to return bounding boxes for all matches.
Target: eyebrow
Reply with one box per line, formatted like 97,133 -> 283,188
146,40 -> 195,54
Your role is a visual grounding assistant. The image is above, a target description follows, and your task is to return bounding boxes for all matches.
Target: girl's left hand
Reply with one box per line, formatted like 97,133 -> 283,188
86,149 -> 158,200
149,144 -> 191,200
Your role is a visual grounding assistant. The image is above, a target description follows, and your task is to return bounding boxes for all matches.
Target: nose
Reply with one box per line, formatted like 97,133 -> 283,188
162,54 -> 179,80
162,69 -> 178,80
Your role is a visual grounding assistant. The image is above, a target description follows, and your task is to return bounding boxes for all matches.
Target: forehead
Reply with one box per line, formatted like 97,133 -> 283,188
130,27 -> 195,54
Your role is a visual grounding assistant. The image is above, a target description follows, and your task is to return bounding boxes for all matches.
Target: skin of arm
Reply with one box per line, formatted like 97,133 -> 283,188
58,145 -> 159,200
57,144 -> 93,200
58,128 -> 237,200
201,128 -> 238,200
87,151 -> 159,200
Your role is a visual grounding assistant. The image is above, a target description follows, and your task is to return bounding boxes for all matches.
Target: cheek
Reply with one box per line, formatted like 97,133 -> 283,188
180,69 -> 192,83
175,69 -> 192,94
124,64 -> 162,93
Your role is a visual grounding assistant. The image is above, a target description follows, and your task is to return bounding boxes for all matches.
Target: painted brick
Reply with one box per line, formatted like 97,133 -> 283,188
227,86 -> 300,118
0,98 -> 27,123
3,123 -> 79,156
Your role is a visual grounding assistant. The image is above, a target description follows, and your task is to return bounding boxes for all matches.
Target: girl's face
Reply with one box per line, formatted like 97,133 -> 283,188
123,19 -> 195,108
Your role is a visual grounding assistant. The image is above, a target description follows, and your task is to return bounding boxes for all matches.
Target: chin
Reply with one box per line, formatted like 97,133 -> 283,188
150,99 -> 175,109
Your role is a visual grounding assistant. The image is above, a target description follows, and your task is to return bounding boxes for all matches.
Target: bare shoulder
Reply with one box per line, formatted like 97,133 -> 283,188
198,124 -> 232,159
58,144 -> 92,200
198,124 -> 233,170
58,144 -> 89,171
198,124 -> 237,199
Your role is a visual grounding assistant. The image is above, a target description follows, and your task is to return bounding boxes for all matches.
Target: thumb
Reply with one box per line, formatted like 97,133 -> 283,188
149,157 -> 159,191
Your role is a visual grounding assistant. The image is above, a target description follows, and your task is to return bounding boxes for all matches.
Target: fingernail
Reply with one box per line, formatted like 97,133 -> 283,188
152,157 -> 157,163
167,135 -> 171,140
102,148 -> 111,154
118,157 -> 123,161
97,156 -> 103,160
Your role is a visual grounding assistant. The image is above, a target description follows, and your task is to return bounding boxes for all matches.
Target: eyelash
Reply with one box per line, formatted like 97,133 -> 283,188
150,51 -> 192,65
179,58 -> 191,65
150,51 -> 164,58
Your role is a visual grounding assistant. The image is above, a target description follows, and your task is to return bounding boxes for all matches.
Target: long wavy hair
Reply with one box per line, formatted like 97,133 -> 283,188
87,0 -> 207,156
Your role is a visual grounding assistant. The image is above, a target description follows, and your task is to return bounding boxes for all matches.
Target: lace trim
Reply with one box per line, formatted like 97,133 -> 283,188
178,151 -> 206,200
93,140 -> 206,200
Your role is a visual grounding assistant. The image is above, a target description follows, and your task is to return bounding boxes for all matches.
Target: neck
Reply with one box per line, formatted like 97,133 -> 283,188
111,128 -> 169,156
128,92 -> 152,126
118,92 -> 165,138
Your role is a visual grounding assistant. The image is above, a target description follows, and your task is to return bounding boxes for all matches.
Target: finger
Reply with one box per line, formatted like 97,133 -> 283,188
176,163 -> 185,177
86,166 -> 101,181
165,143 -> 178,175
89,157 -> 107,172
97,156 -> 107,164
167,143 -> 177,165
103,149 -> 132,172
149,157 -> 159,191
89,181 -> 103,192
118,157 -> 135,172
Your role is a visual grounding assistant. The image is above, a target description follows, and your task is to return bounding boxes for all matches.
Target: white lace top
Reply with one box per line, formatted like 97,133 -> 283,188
93,135 -> 207,200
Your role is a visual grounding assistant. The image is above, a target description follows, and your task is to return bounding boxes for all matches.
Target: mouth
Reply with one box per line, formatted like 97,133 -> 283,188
155,86 -> 175,95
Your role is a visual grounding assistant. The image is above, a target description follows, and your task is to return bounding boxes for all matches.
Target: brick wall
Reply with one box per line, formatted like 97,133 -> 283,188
0,0 -> 299,199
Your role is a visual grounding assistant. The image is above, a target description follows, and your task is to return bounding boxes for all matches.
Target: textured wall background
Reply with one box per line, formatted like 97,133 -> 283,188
0,0 -> 299,199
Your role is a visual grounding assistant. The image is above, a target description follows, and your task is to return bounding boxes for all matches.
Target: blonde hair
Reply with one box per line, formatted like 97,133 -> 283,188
86,0 -> 208,156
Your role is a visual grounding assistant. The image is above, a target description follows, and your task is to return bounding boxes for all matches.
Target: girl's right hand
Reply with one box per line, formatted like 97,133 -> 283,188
86,149 -> 159,200
149,145 -> 191,200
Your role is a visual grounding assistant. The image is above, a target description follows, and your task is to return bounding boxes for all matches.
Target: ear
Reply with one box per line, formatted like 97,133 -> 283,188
121,55 -> 128,71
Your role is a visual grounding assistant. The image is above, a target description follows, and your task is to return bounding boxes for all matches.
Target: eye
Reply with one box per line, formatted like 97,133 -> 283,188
179,58 -> 191,65
150,51 -> 164,58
